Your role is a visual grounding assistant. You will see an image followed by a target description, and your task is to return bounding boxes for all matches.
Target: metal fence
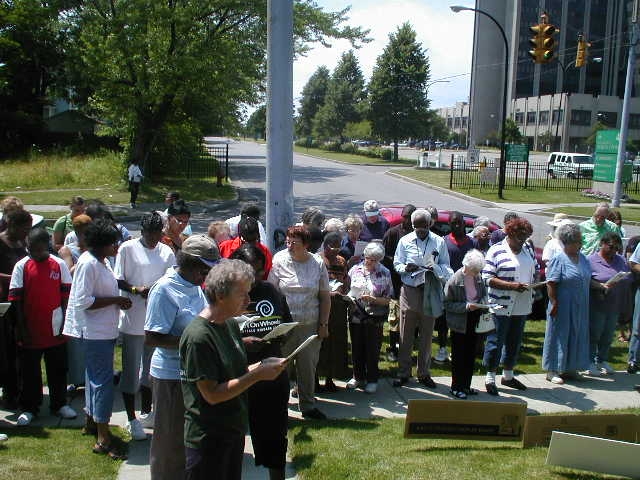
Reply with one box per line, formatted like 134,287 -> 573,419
449,153 -> 595,192
182,144 -> 229,179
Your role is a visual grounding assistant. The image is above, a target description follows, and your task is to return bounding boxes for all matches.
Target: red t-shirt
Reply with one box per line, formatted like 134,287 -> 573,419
218,237 -> 272,279
8,255 -> 72,349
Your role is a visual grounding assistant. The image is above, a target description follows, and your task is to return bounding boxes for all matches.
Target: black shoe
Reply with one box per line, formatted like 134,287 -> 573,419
417,376 -> 436,389
302,408 -> 327,420
501,377 -> 527,390
485,382 -> 499,396
450,389 -> 467,399
392,377 -> 409,387
628,363 -> 639,374
464,387 -> 479,396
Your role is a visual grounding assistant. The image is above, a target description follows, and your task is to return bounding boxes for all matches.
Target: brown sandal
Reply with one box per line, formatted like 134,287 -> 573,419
92,442 -> 127,461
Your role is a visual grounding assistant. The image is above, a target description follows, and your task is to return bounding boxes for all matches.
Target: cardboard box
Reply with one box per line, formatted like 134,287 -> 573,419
524,413 -> 640,447
404,399 -> 527,441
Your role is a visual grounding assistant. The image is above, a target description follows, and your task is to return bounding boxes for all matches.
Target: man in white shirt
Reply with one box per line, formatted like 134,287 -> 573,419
226,204 -> 267,244
114,212 -> 175,440
128,160 -> 143,208
393,209 -> 452,389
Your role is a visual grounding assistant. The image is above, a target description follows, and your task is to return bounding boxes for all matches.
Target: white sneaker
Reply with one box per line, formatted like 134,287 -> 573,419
586,363 -> 602,376
345,378 -> 365,390
434,347 -> 448,363
127,419 -> 147,441
546,372 -> 564,384
17,412 -> 34,426
57,405 -> 77,419
600,362 -> 616,375
364,382 -> 378,394
139,411 -> 155,429
0,433 -> 7,442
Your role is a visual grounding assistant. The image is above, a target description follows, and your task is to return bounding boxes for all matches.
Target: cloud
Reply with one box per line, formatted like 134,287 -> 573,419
293,0 -> 475,110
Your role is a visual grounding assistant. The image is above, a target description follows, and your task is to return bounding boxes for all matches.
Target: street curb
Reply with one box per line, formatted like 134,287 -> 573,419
297,152 -> 415,168
384,171 -> 496,208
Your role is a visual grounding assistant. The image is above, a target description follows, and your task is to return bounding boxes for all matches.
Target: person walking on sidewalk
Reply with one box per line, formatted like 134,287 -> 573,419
392,209 -> 452,389
128,160 -> 143,209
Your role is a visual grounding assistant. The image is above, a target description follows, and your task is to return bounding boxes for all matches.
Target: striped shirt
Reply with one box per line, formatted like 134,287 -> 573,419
482,240 -> 537,316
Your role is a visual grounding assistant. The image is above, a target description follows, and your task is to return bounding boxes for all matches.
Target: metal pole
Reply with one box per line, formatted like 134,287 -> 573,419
613,8 -> 638,207
266,0 -> 295,250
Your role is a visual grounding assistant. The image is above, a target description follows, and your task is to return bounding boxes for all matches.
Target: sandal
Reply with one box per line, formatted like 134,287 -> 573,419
92,442 -> 128,461
450,389 -> 467,399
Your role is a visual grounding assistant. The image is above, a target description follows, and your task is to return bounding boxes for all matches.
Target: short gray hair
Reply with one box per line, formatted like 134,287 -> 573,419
473,216 -> 491,228
344,214 -> 363,231
471,225 -> 489,238
363,242 -> 384,261
204,259 -> 254,304
462,249 -> 486,272
323,217 -> 345,235
411,208 -> 432,226
556,223 -> 582,246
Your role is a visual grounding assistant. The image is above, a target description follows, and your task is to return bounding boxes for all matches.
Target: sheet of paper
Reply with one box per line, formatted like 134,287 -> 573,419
0,302 -> 10,317
329,279 -> 343,292
261,322 -> 299,341
347,284 -> 366,299
353,241 -> 368,258
285,334 -> 319,362
51,306 -> 64,336
469,303 -> 504,310
528,281 -> 548,289
604,271 -> 631,286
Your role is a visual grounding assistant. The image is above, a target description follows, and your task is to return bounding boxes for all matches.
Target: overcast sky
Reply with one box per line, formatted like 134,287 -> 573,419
292,0 -> 476,111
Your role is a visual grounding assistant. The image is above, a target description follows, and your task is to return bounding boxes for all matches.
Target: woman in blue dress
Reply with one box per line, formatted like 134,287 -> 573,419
543,223 -> 592,384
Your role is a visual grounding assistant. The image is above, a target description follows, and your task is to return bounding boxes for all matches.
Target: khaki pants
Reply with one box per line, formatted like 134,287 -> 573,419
150,377 -> 185,480
387,299 -> 400,332
283,322 -> 322,412
398,285 -> 435,378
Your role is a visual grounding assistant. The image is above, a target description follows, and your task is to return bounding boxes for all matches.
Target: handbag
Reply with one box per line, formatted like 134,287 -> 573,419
475,311 -> 495,333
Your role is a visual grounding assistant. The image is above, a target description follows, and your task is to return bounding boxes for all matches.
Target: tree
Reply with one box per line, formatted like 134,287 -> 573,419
343,120 -> 372,141
368,23 -> 430,160
312,50 -> 366,141
296,65 -> 329,138
0,0 -> 70,156
426,110 -> 448,141
504,118 -> 523,143
245,105 -> 266,139
66,1 -> 369,171
537,130 -> 553,151
584,121 -> 608,149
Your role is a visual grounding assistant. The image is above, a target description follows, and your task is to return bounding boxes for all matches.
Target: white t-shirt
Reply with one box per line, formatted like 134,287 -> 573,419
510,249 -> 537,315
128,164 -> 143,182
542,238 -> 563,263
114,238 -> 175,335
64,251 -> 120,340
226,214 -> 267,244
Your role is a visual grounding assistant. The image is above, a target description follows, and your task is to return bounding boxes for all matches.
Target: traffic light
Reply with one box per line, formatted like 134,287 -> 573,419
575,35 -> 590,67
528,13 -> 558,64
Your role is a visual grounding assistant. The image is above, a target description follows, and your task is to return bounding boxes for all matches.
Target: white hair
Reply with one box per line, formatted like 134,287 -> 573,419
323,218 -> 345,235
411,208 -> 432,226
473,216 -> 491,228
462,249 -> 486,272
471,225 -> 489,238
363,241 -> 385,261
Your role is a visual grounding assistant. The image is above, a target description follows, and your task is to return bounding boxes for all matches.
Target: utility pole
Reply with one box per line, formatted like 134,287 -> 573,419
613,0 -> 639,207
266,0 -> 295,249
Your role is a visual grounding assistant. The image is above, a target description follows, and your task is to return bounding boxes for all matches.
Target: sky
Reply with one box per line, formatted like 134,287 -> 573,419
292,0 -> 476,112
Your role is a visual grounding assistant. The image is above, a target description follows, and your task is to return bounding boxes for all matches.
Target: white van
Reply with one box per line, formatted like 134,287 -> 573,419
547,152 -> 594,178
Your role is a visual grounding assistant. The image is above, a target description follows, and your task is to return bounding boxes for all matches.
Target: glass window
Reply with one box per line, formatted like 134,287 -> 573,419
539,111 -> 549,124
552,109 -> 564,123
527,111 -> 537,124
570,109 -> 591,126
630,114 -> 640,129
515,112 -> 525,125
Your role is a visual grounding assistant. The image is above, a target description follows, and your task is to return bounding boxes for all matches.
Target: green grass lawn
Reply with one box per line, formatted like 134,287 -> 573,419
289,411 -> 637,480
0,426 -> 126,479
294,145 -> 415,166
543,205 -> 640,223
0,152 -> 234,206
390,168 -> 601,204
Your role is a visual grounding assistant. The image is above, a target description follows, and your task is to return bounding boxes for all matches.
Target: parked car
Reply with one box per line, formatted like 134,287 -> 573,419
546,152 -> 594,179
379,206 -> 547,319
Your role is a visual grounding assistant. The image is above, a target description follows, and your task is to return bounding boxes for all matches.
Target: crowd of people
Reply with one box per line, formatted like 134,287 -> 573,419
1,192 -> 640,477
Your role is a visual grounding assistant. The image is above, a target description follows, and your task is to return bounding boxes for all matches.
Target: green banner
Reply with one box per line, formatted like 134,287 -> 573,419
595,130 -> 619,154
594,153 -> 632,183
505,144 -> 529,162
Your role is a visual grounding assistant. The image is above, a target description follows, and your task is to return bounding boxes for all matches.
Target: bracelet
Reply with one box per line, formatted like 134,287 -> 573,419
131,286 -> 137,295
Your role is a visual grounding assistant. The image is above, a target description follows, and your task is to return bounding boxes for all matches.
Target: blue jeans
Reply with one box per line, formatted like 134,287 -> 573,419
589,308 -> 618,363
84,338 -> 116,424
483,314 -> 527,372
629,289 -> 640,365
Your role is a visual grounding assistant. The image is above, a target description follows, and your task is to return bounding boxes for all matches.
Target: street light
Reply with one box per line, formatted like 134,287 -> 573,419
451,5 -> 509,199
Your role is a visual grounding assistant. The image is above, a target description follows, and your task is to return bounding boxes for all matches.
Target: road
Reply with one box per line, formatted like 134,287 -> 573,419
193,141 -> 577,247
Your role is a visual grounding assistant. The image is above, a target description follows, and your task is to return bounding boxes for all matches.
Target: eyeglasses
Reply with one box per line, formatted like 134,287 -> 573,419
286,240 -> 302,246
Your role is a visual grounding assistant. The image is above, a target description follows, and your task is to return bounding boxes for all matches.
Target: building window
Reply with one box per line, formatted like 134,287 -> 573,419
461,117 -> 468,128
515,112 -> 524,125
552,109 -> 564,124
446,118 -> 453,127
630,114 -> 640,129
570,109 -> 591,126
454,117 -> 461,128
539,110 -> 549,124
526,111 -> 537,124
597,111 -> 618,127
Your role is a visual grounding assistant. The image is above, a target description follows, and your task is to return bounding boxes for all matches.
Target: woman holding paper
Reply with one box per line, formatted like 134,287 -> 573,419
230,244 -> 292,480
268,225 -> 330,420
347,242 -> 393,394
544,223 -> 592,384
179,259 -> 287,480
444,249 -> 488,399
587,232 -> 630,376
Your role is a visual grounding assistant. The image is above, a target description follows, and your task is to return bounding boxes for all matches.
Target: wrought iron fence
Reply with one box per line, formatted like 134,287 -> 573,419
182,144 -> 229,179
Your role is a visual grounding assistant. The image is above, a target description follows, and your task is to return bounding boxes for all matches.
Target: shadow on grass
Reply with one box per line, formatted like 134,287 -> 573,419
410,444 -> 520,453
0,425 -> 51,439
290,418 -> 381,442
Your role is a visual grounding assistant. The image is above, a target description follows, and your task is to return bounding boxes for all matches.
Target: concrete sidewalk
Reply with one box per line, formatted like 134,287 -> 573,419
1,371 -> 639,479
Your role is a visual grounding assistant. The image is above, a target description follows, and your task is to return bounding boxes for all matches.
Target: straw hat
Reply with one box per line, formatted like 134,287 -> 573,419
546,213 -> 570,227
